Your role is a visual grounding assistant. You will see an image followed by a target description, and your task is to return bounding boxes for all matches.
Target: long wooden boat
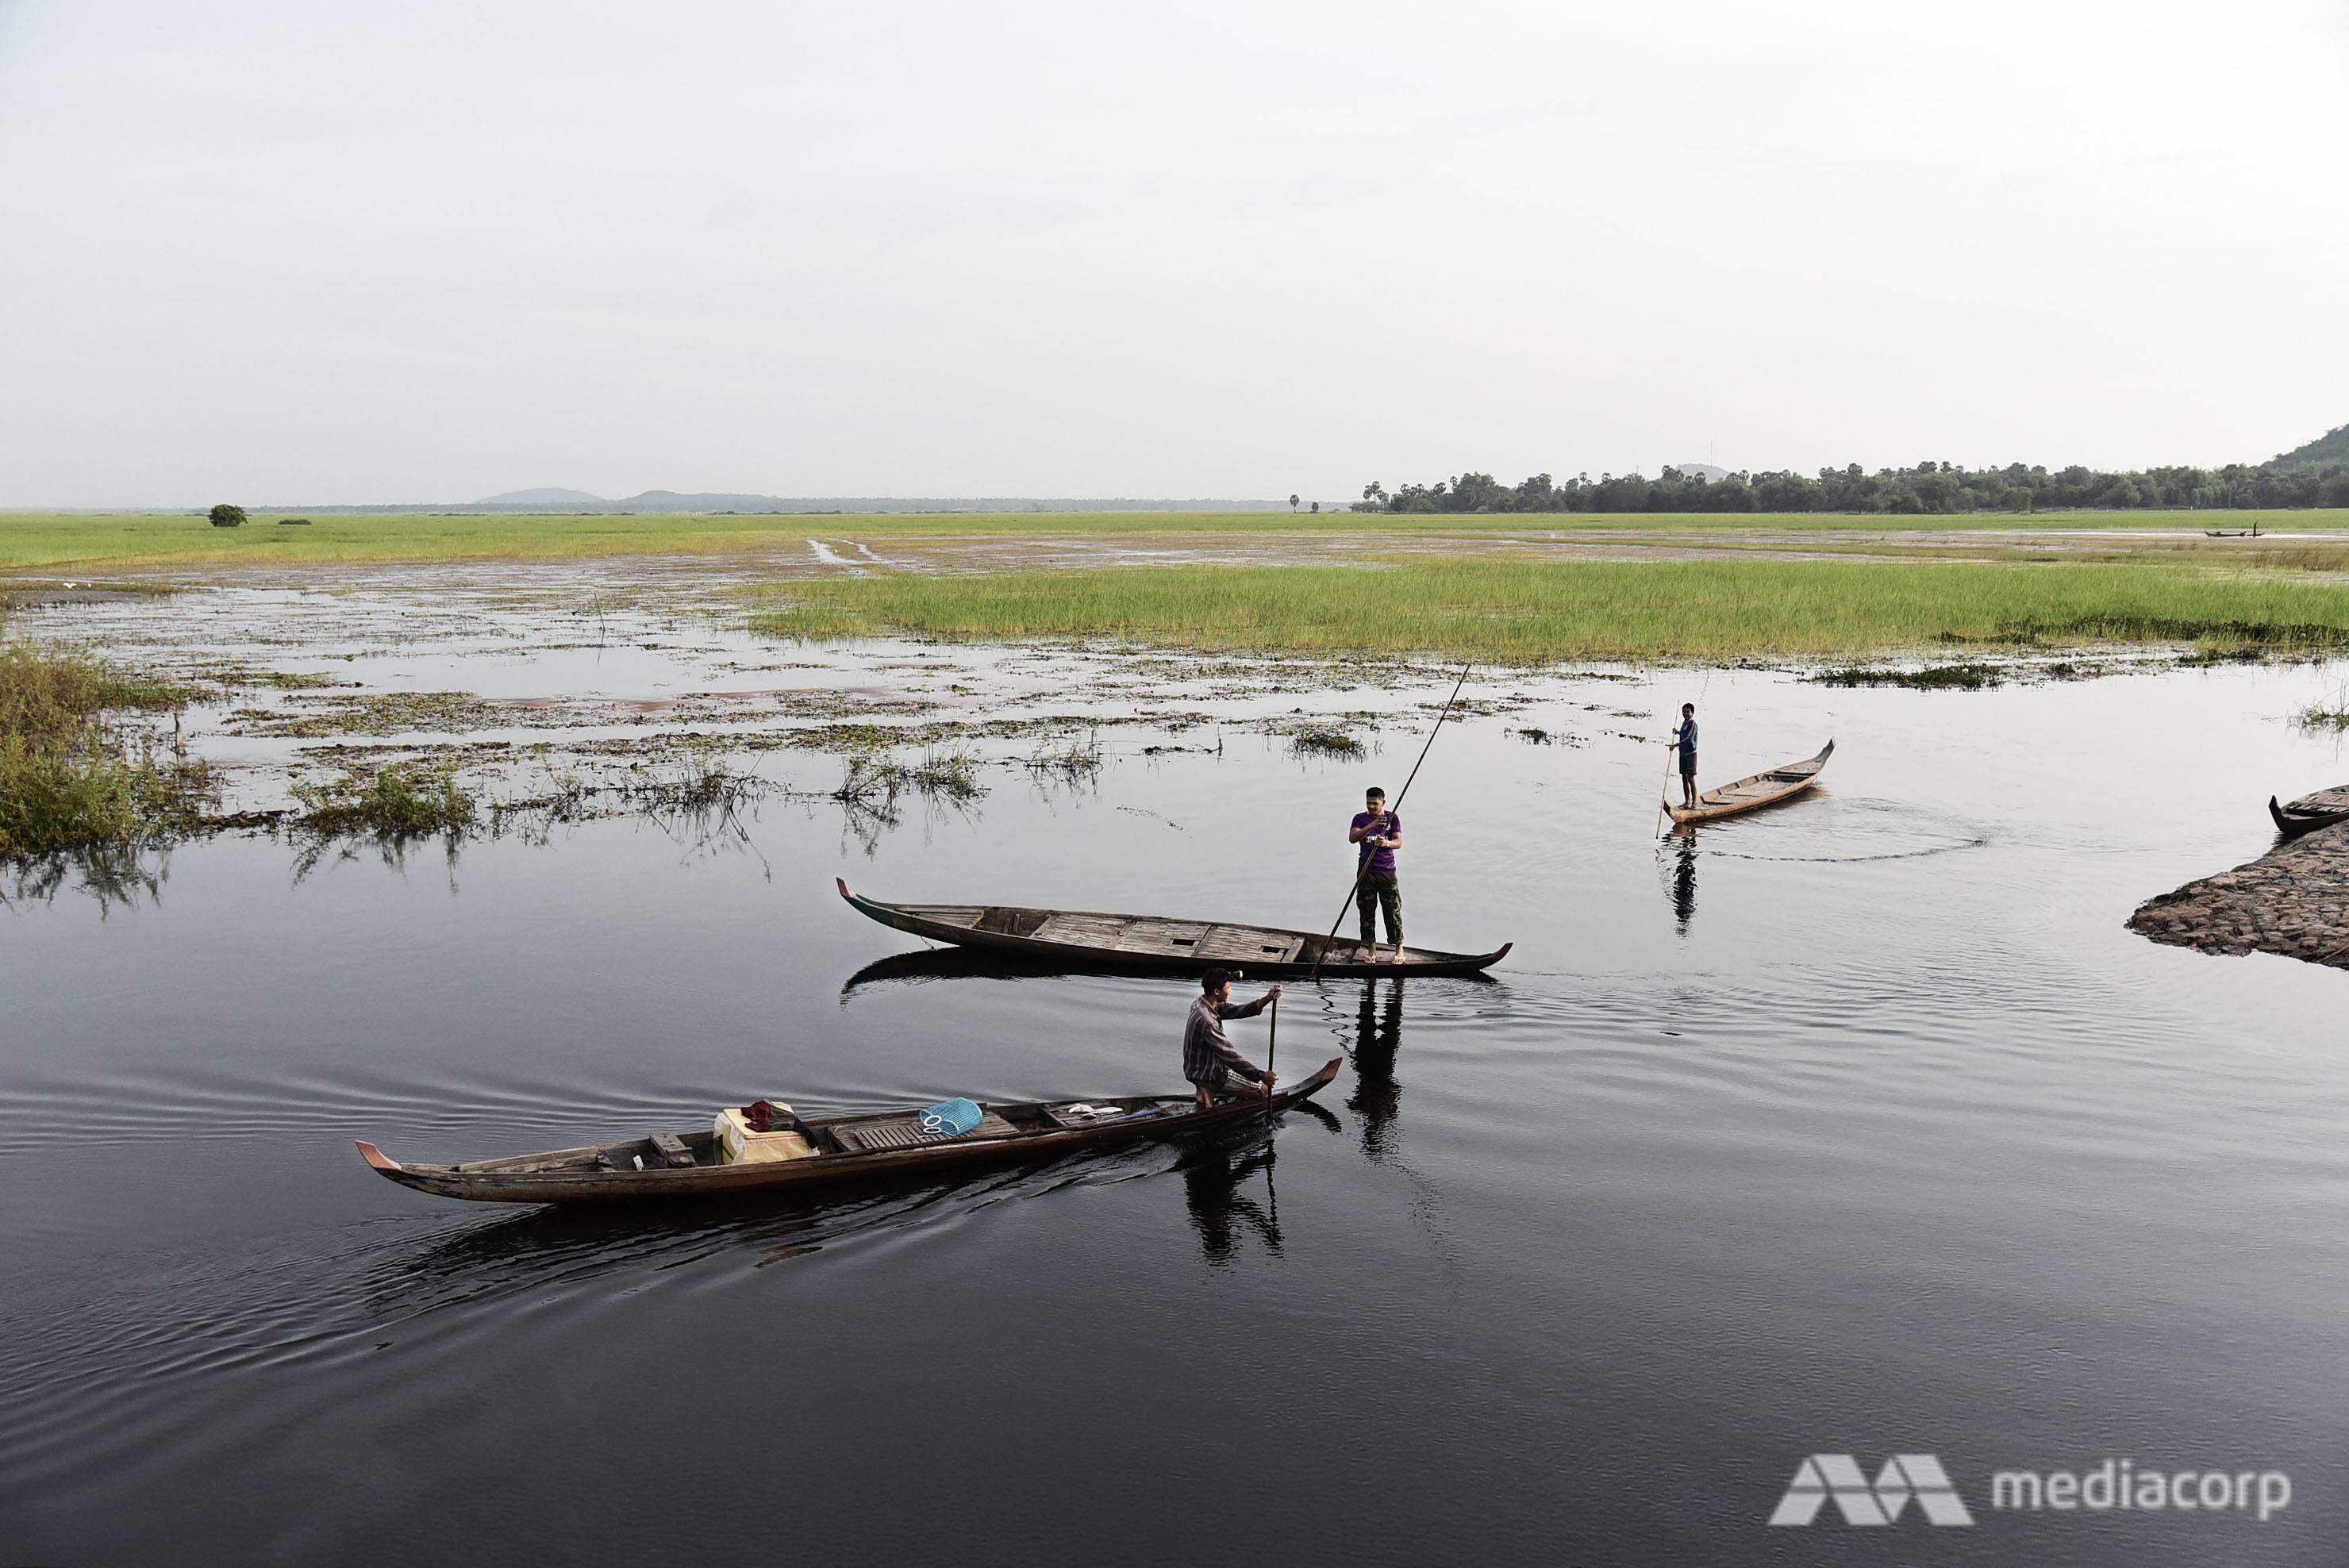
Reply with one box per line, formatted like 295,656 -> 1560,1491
359,1056 -> 1343,1205
1665,739 -> 1835,824
2269,790 -> 2349,840
836,879 -> 1510,978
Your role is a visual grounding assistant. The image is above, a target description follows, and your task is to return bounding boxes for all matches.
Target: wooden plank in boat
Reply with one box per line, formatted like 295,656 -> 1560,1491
1109,919 -> 1211,953
1036,913 -> 1131,945
903,905 -> 984,924
1196,926 -> 1301,963
833,1112 -> 1021,1153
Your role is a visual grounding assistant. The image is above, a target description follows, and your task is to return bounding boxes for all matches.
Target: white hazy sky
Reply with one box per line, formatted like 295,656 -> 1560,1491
2,0 -> 2344,506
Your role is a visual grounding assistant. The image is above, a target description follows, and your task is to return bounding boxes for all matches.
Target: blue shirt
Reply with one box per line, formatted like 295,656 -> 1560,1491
1674,718 -> 1698,758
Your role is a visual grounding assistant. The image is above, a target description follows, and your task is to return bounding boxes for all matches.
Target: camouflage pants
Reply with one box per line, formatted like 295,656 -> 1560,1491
1357,872 -> 1402,945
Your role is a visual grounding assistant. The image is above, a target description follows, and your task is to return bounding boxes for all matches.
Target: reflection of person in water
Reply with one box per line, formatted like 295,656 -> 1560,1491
1669,832 -> 1697,934
1347,978 -> 1405,1161
1179,1136 -> 1281,1264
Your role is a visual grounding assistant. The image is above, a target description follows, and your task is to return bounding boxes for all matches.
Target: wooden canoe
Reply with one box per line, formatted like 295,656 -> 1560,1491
836,878 -> 1511,978
2270,790 -> 2349,840
359,1056 -> 1344,1205
1665,739 -> 1835,824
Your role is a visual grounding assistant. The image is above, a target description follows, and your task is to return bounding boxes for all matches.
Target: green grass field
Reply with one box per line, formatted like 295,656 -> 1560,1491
751,556 -> 2349,663
6,508 -> 2349,572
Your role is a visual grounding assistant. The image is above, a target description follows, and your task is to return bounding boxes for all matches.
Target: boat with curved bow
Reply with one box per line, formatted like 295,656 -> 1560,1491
1667,739 -> 1835,825
836,879 -> 1510,978
359,1056 -> 1344,1205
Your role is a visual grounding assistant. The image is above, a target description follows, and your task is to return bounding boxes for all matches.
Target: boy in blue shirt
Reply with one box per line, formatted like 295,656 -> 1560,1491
1670,704 -> 1699,808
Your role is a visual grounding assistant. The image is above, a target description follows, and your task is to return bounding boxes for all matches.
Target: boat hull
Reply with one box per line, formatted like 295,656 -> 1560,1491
836,880 -> 1509,978
361,1058 -> 1344,1205
2270,792 -> 2349,840
1666,739 -> 1835,824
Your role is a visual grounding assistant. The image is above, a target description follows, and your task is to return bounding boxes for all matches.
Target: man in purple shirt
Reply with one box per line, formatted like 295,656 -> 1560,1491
1348,786 -> 1405,963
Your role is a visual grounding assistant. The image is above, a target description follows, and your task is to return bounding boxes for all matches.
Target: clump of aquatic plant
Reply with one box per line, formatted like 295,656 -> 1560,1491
292,762 -> 478,839
1022,731 -> 1104,782
828,746 -> 985,851
2296,683 -> 2349,732
1811,663 -> 2005,690
0,640 -> 210,862
1290,723 -> 1364,757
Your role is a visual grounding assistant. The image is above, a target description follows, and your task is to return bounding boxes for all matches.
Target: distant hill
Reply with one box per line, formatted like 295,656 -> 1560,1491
475,486 -> 607,505
1667,463 -> 1731,482
2274,424 -> 2349,471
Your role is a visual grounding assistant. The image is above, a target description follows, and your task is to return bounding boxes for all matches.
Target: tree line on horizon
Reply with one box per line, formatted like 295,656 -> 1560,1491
1356,440 -> 2349,515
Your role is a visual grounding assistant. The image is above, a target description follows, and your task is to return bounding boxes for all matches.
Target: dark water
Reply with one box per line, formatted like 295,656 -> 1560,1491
9,659 -> 2349,1565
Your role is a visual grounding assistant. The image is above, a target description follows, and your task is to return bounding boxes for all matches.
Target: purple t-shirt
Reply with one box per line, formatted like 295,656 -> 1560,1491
1351,809 -> 1400,874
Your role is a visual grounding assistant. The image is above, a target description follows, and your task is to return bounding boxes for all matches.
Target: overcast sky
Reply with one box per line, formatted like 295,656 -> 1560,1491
2,0 -> 2343,506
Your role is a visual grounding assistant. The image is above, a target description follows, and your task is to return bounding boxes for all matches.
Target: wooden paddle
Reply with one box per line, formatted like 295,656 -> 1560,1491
1308,662 -> 1473,978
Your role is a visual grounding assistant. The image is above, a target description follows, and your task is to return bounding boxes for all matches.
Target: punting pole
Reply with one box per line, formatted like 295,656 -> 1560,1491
1264,992 -> 1278,1113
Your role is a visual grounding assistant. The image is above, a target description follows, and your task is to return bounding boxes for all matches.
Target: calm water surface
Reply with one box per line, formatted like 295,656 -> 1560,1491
7,654 -> 2349,1565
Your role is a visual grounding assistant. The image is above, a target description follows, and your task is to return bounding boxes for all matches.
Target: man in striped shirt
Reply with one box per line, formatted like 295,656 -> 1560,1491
1184,969 -> 1282,1109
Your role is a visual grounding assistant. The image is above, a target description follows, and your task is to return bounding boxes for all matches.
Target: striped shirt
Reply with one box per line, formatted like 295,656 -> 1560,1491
1182,994 -> 1269,1087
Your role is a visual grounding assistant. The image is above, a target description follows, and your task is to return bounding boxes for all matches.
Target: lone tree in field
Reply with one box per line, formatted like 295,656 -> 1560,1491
208,503 -> 247,528
1289,493 -> 1300,512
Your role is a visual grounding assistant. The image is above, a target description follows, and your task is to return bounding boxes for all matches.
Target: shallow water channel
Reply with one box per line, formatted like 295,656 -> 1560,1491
7,582 -> 2349,1565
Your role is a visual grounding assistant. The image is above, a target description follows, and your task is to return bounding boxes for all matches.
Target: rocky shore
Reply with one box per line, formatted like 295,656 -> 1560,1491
2128,819 -> 2349,968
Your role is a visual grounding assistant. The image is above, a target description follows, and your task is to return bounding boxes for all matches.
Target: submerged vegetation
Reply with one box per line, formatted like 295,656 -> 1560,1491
0,639 -> 210,862
755,558 -> 2349,663
290,762 -> 479,840
1289,723 -> 1367,757
1021,731 -> 1105,782
1812,663 -> 2007,690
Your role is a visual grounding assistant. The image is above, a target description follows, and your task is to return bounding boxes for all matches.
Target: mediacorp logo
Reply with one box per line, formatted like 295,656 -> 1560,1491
1769,1455 -> 1974,1527
1769,1455 -> 2292,1527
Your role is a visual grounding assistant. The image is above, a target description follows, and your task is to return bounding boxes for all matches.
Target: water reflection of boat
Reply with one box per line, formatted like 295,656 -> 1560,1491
837,878 -> 1511,978
2269,790 -> 2349,840
357,1057 -> 1343,1205
1665,740 -> 1834,824
840,946 -> 1071,995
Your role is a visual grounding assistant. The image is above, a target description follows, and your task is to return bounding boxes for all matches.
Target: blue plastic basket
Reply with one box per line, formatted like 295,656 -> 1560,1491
917,1097 -> 984,1137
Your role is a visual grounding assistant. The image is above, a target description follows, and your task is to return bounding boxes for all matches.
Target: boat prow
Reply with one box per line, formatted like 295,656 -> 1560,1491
2269,790 -> 2349,840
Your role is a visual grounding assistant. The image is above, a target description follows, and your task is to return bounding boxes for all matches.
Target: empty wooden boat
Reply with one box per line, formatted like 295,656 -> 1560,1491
359,1056 -> 1344,1205
1666,739 -> 1835,824
2269,789 -> 2349,840
836,879 -> 1510,978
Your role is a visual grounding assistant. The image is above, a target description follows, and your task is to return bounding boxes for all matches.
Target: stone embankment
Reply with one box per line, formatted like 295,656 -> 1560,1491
2129,817 -> 2349,968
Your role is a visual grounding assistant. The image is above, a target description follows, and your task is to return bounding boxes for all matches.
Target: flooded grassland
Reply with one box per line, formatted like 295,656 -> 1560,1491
10,538 -> 2349,1565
